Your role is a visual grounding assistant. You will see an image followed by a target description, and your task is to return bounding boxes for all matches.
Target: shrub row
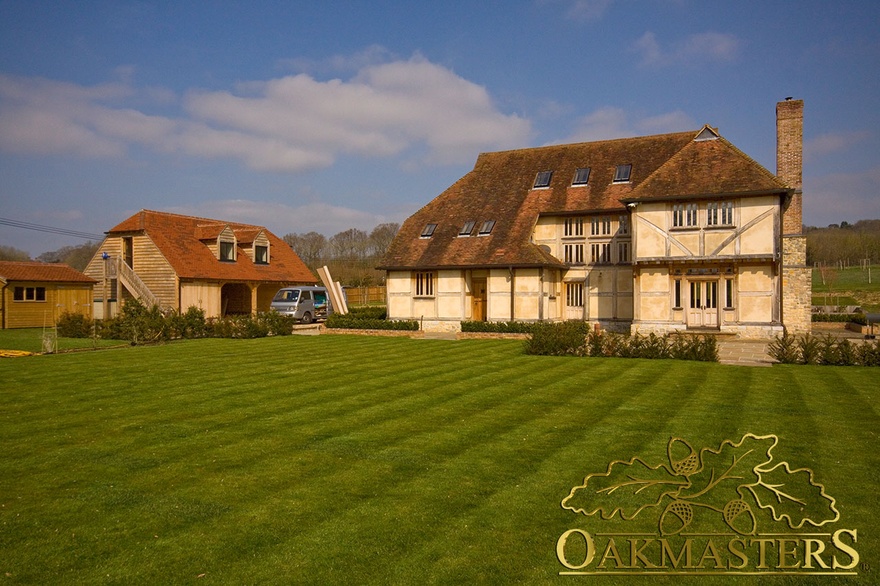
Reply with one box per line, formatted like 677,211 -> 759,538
811,313 -> 867,325
460,320 -> 538,334
523,323 -> 718,362
768,333 -> 880,366
56,299 -> 298,343
325,306 -> 419,331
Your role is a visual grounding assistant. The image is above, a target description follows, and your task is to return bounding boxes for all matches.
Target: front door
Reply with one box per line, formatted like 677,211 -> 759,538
688,280 -> 718,328
472,278 -> 487,321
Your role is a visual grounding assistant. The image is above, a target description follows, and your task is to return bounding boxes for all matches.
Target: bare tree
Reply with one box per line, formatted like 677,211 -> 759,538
282,222 -> 401,287
369,222 -> 400,258
36,241 -> 100,271
283,232 -> 327,269
0,245 -> 31,262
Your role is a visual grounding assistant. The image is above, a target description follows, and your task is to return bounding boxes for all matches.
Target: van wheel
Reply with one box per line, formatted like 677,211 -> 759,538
301,312 -> 313,324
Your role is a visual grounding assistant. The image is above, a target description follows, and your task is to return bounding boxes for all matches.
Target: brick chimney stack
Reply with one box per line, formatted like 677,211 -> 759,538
777,98 -> 803,234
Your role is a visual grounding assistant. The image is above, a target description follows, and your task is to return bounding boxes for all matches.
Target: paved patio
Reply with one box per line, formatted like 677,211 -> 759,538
716,339 -> 774,367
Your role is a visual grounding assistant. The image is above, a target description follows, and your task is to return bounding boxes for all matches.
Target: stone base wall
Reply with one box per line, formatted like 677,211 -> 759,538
419,319 -> 463,333
593,320 -> 632,334
631,322 -> 784,340
782,235 -> 811,335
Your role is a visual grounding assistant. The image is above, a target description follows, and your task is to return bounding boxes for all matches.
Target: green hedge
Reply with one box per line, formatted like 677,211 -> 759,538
460,320 -> 537,334
523,324 -> 718,362
812,313 -> 867,325
56,300 -> 299,343
326,306 -> 418,331
768,333 -> 880,366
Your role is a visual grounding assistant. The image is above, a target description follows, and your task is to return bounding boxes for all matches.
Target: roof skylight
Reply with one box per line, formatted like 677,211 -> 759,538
421,223 -> 437,238
478,220 -> 496,235
533,171 -> 552,188
572,167 -> 591,185
613,164 -> 632,183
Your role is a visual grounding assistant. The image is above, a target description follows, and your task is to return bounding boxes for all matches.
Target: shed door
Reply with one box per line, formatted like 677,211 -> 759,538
472,278 -> 487,321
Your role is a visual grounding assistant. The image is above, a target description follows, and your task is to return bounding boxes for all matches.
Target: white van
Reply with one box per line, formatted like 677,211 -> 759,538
270,286 -> 333,323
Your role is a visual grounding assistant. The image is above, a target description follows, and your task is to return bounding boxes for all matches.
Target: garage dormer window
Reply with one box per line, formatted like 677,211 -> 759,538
220,240 -> 235,261
421,223 -> 437,238
613,164 -> 632,183
255,244 -> 269,264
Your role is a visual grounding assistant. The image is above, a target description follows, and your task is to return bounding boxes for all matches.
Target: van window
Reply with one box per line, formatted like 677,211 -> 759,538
314,291 -> 327,308
301,291 -> 312,301
273,289 -> 298,302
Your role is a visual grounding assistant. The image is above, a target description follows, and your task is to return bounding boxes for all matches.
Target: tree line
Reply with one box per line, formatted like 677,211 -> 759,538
4,218 -> 877,280
283,223 -> 399,287
0,223 -> 401,287
805,219 -> 880,266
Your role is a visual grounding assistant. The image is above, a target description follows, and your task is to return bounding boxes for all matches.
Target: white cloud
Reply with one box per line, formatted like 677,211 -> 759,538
633,31 -> 741,67
0,75 -> 132,157
540,0 -> 612,22
167,199 -> 395,237
636,110 -> 696,135
556,106 -> 695,143
805,131 -> 872,161
0,54 -> 530,172
563,106 -> 630,142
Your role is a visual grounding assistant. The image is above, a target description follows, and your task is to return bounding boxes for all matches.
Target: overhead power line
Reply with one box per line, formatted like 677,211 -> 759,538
0,217 -> 105,241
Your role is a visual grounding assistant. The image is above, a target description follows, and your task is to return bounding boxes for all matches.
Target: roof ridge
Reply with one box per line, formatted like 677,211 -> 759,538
134,209 -> 263,230
475,130 -> 700,159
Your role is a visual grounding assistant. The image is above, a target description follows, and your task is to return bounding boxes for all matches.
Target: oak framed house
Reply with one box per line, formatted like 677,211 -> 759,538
380,100 -> 810,339
0,261 -> 95,329
83,210 -> 317,318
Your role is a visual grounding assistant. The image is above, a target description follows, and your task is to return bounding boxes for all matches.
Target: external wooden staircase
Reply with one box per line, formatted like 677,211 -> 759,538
111,258 -> 166,310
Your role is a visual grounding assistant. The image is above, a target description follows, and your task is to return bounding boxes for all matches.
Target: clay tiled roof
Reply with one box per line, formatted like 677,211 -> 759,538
0,261 -> 96,283
381,130 -> 706,270
105,210 -> 317,283
624,127 -> 789,202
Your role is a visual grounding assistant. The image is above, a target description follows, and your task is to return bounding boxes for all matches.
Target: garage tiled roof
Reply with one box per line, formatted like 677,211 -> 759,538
0,261 -> 96,283
106,210 -> 317,283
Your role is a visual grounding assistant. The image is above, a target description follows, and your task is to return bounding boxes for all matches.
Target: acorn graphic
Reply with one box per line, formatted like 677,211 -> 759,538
667,438 -> 699,476
723,499 -> 757,535
660,500 -> 694,535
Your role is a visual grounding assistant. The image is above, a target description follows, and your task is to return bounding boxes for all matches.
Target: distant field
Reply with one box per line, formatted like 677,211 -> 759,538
812,265 -> 880,311
1,335 -> 877,584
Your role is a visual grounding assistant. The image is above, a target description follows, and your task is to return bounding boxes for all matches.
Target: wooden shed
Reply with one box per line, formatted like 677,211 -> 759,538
0,261 -> 96,329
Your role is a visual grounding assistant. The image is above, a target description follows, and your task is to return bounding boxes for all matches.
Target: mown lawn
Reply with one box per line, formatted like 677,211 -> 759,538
1,335 -> 877,584
0,328 -> 123,354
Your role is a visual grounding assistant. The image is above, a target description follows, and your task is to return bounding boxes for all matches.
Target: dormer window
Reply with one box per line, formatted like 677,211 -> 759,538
459,220 -> 476,237
533,171 -> 553,188
572,167 -> 591,185
255,244 -> 269,264
421,223 -> 437,238
478,220 -> 496,236
613,164 -> 632,183
220,240 -> 235,261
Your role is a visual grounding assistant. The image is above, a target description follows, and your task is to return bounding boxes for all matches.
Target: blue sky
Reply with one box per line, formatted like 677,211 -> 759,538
1,0 -> 878,256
